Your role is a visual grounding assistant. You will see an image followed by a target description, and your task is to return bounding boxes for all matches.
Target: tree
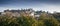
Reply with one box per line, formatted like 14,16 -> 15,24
38,13 -> 59,26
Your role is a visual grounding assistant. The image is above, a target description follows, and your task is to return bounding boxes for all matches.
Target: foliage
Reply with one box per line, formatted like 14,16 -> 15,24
0,13 -> 60,26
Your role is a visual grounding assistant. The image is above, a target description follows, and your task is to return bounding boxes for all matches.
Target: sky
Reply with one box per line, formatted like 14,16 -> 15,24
0,0 -> 60,13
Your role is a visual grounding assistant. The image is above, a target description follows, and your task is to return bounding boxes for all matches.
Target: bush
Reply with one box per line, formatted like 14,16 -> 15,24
0,13 -> 59,26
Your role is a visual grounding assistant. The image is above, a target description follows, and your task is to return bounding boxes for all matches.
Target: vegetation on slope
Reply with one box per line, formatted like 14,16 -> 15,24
0,13 -> 60,26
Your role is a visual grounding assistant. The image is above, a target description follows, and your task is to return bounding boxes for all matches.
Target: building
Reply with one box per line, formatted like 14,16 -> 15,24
0,8 -> 45,18
3,9 -> 35,17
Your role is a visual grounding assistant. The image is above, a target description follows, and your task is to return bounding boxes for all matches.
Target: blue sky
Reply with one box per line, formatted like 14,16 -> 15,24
0,0 -> 60,13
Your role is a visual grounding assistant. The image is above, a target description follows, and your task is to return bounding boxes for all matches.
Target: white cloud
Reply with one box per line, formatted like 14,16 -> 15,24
33,3 -> 60,13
